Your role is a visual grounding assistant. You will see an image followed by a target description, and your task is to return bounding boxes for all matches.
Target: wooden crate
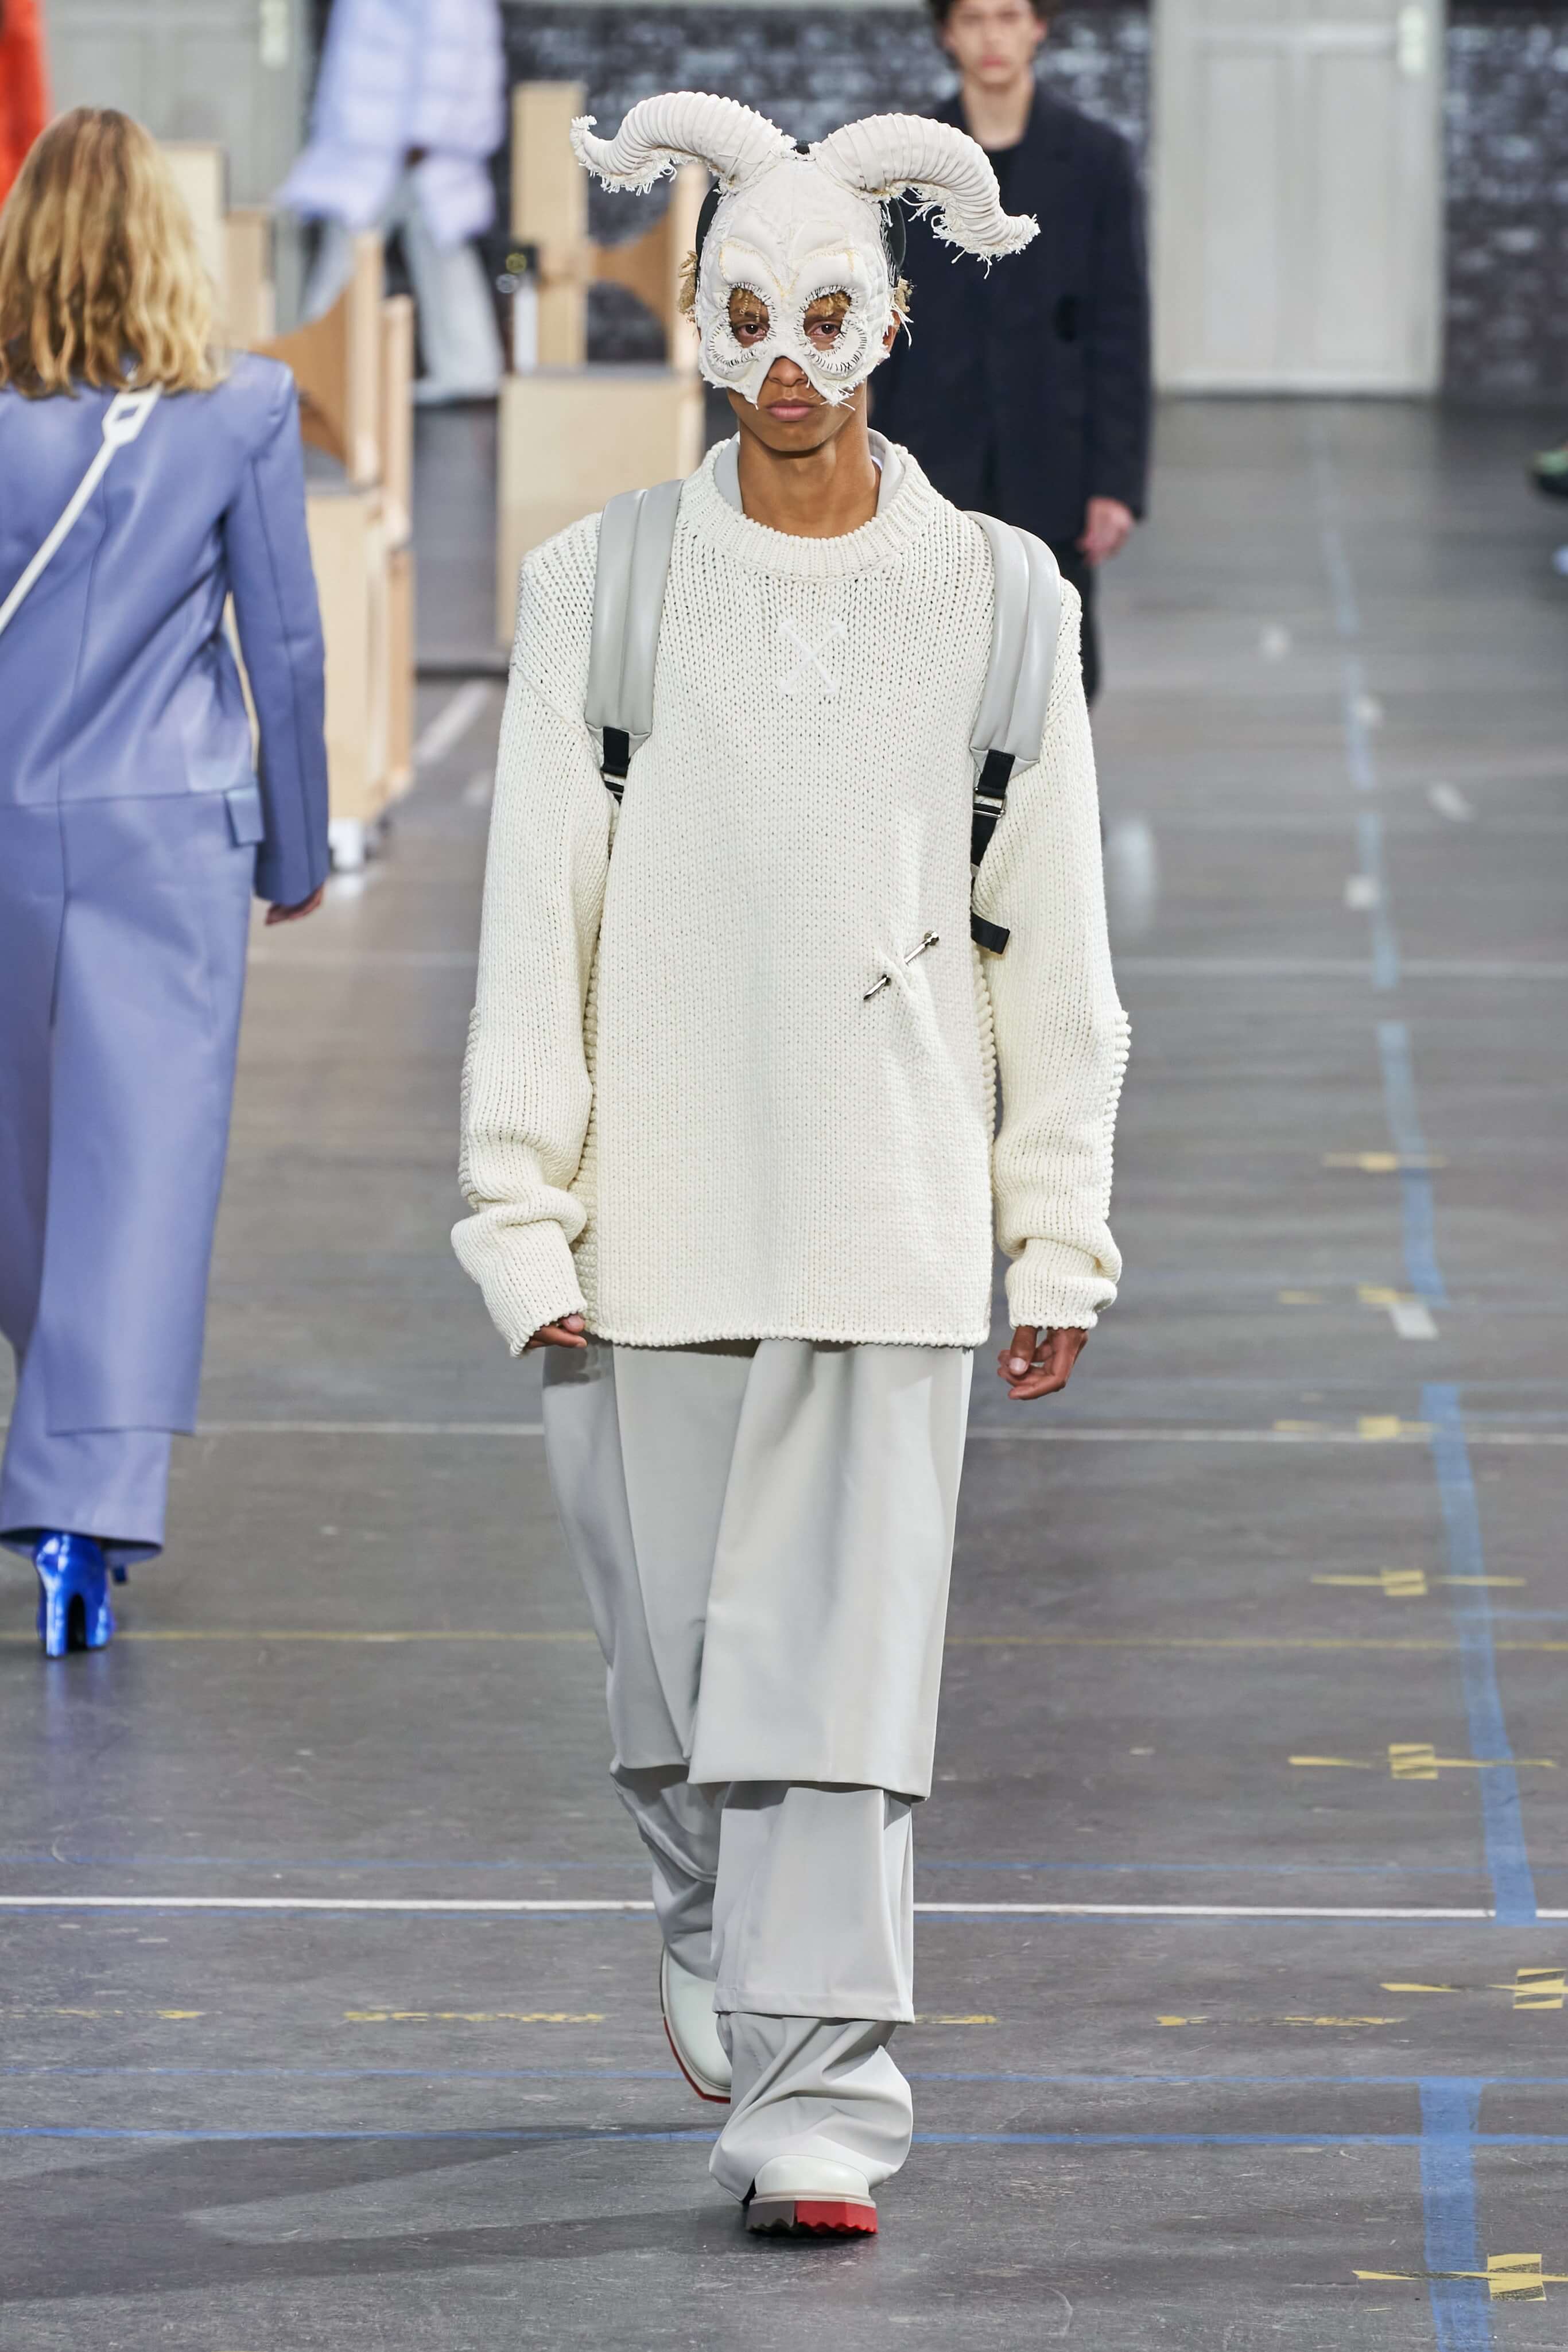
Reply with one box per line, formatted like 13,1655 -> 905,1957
511,81 -> 588,367
306,485 -> 391,847
496,367 -> 704,641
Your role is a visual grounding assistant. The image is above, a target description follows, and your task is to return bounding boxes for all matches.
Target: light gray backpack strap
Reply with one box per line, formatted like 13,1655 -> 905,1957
584,475 -> 685,801
965,514 -> 1062,954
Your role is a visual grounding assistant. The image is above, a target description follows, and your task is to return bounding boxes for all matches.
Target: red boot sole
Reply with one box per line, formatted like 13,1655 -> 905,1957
747,2196 -> 878,2235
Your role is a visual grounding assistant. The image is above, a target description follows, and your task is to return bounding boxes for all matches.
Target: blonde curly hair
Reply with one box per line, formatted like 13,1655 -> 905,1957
0,107 -> 223,398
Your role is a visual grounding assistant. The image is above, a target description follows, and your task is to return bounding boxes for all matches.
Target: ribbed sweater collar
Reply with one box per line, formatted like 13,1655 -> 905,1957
680,436 -> 944,579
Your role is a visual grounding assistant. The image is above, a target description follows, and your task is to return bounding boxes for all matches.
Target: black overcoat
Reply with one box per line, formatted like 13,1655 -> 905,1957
873,88 -> 1151,546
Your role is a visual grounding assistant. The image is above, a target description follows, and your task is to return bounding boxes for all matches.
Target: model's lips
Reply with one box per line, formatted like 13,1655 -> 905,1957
767,399 -> 816,420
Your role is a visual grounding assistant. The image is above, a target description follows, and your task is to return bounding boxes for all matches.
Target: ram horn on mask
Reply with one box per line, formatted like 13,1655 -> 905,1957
570,91 -> 795,195
810,114 -> 1038,258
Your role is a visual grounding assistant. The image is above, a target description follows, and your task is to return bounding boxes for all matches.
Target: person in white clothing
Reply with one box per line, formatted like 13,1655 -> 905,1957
453,92 -> 1128,2238
278,0 -> 505,402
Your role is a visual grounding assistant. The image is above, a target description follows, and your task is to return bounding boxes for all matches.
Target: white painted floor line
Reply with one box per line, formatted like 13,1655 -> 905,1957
1117,957 -> 1568,981
1428,782 -> 1475,822
1387,1298 -> 1439,1341
0,1896 -> 1517,1920
183,1423 -> 1568,1447
1344,874 -> 1380,910
413,681 -> 492,770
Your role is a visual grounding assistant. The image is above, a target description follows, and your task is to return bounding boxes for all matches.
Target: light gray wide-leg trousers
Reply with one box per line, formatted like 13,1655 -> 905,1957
542,1335 -> 972,2199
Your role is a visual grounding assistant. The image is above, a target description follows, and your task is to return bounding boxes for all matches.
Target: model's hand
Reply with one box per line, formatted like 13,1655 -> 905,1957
1078,497 -> 1135,568
526,1313 -> 588,1352
265,886 -> 326,926
998,1325 -> 1087,1401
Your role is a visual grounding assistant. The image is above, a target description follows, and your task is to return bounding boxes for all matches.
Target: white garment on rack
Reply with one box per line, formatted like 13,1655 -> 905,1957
277,0 -> 504,248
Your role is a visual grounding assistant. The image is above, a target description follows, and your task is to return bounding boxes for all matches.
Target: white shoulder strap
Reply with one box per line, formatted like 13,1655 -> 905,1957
965,515 -> 1062,953
967,514 -> 1062,775
0,386 -> 161,641
584,475 -> 685,799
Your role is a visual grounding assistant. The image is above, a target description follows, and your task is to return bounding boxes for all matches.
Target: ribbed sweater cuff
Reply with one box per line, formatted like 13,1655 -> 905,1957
451,1216 -> 587,1356
1005,1239 -> 1115,1336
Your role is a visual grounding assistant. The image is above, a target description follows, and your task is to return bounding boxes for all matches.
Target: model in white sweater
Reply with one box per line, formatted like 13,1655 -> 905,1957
455,433 -> 1126,1353
453,92 -> 1129,2242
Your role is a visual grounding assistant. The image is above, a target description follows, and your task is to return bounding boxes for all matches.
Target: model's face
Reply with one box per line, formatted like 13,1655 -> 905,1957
725,290 -> 896,452
941,0 -> 1047,85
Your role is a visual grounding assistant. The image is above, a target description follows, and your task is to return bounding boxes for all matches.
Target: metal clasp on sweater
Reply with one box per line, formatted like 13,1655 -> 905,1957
864,932 -> 940,1000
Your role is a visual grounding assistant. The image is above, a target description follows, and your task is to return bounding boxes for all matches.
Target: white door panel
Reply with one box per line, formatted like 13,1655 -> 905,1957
1154,0 -> 1444,391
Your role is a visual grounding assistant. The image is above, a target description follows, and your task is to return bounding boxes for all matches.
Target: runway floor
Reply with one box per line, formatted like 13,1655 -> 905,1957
2,398 -> 1566,2347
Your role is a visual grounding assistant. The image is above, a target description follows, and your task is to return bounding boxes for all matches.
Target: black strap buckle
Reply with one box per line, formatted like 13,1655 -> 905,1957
601,725 -> 630,803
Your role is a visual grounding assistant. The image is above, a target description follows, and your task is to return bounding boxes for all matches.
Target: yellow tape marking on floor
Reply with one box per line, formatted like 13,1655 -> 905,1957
914,2014 -> 998,2025
1278,1291 -> 1324,1305
1313,1569 -> 1430,1597
1512,1967 -> 1567,2011
341,2010 -> 604,2024
1293,1747 -> 1559,1776
1159,2013 -> 1403,2028
1324,1151 -> 1447,1171
1356,2257 -> 1559,2302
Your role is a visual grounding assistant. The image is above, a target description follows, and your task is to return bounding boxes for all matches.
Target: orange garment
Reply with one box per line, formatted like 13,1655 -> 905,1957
1,0 -> 52,208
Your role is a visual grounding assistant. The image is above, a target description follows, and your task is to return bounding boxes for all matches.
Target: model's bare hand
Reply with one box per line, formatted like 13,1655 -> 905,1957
998,1324 -> 1086,1400
1078,496 -> 1135,568
265,885 -> 326,926
526,1313 -> 588,1352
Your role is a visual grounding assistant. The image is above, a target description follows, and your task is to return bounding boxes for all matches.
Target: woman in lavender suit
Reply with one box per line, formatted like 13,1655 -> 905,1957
0,110 -> 330,1655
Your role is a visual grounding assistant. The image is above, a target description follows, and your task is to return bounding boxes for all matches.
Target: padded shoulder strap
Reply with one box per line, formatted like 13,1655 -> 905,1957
967,515 -> 1061,775
584,476 -> 685,797
965,517 -> 1063,955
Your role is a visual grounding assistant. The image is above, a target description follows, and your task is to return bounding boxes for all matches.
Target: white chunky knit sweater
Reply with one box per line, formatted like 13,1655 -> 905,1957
455,440 -> 1127,1352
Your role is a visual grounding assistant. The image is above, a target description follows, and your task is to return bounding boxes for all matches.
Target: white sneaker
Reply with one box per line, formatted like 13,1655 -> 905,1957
659,1949 -> 730,2104
746,2154 -> 878,2235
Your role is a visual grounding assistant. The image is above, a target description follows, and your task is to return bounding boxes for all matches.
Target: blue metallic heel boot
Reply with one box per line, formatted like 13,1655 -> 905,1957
34,1533 -> 115,1657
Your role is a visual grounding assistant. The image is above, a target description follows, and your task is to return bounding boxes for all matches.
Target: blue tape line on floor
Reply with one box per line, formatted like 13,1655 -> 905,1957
1426,1384 -> 1537,1927
1378,1020 -> 1447,1305
1420,2082 -> 1492,2352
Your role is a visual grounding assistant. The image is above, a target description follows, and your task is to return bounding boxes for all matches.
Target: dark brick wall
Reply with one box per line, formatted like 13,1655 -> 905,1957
498,4 -> 1149,238
1446,7 -> 1568,401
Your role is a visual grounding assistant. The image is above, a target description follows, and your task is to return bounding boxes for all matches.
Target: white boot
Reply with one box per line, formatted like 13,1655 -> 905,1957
659,1949 -> 730,2103
747,2153 -> 878,2236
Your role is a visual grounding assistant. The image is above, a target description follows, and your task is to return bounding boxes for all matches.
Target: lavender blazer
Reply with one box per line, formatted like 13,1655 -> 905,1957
0,353 -> 329,908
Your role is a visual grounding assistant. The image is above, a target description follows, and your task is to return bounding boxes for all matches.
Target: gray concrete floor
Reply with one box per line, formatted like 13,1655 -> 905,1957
3,399 -> 1568,2347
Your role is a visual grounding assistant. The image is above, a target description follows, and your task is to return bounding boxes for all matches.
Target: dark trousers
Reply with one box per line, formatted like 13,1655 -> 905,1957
1048,541 -> 1100,707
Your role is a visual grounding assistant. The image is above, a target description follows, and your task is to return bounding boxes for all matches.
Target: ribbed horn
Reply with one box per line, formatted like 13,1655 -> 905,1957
810,114 -> 1038,257
570,91 -> 795,195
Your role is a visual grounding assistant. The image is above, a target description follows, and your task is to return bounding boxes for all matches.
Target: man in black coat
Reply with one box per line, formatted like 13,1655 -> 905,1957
874,0 -> 1150,701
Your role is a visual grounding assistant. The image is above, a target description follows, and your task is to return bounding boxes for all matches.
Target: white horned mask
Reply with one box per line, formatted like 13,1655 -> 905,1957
570,92 -> 1038,407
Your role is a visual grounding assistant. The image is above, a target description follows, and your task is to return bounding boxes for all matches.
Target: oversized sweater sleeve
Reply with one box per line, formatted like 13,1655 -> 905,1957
452,522 -> 610,1352
976,582 -> 1130,1332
